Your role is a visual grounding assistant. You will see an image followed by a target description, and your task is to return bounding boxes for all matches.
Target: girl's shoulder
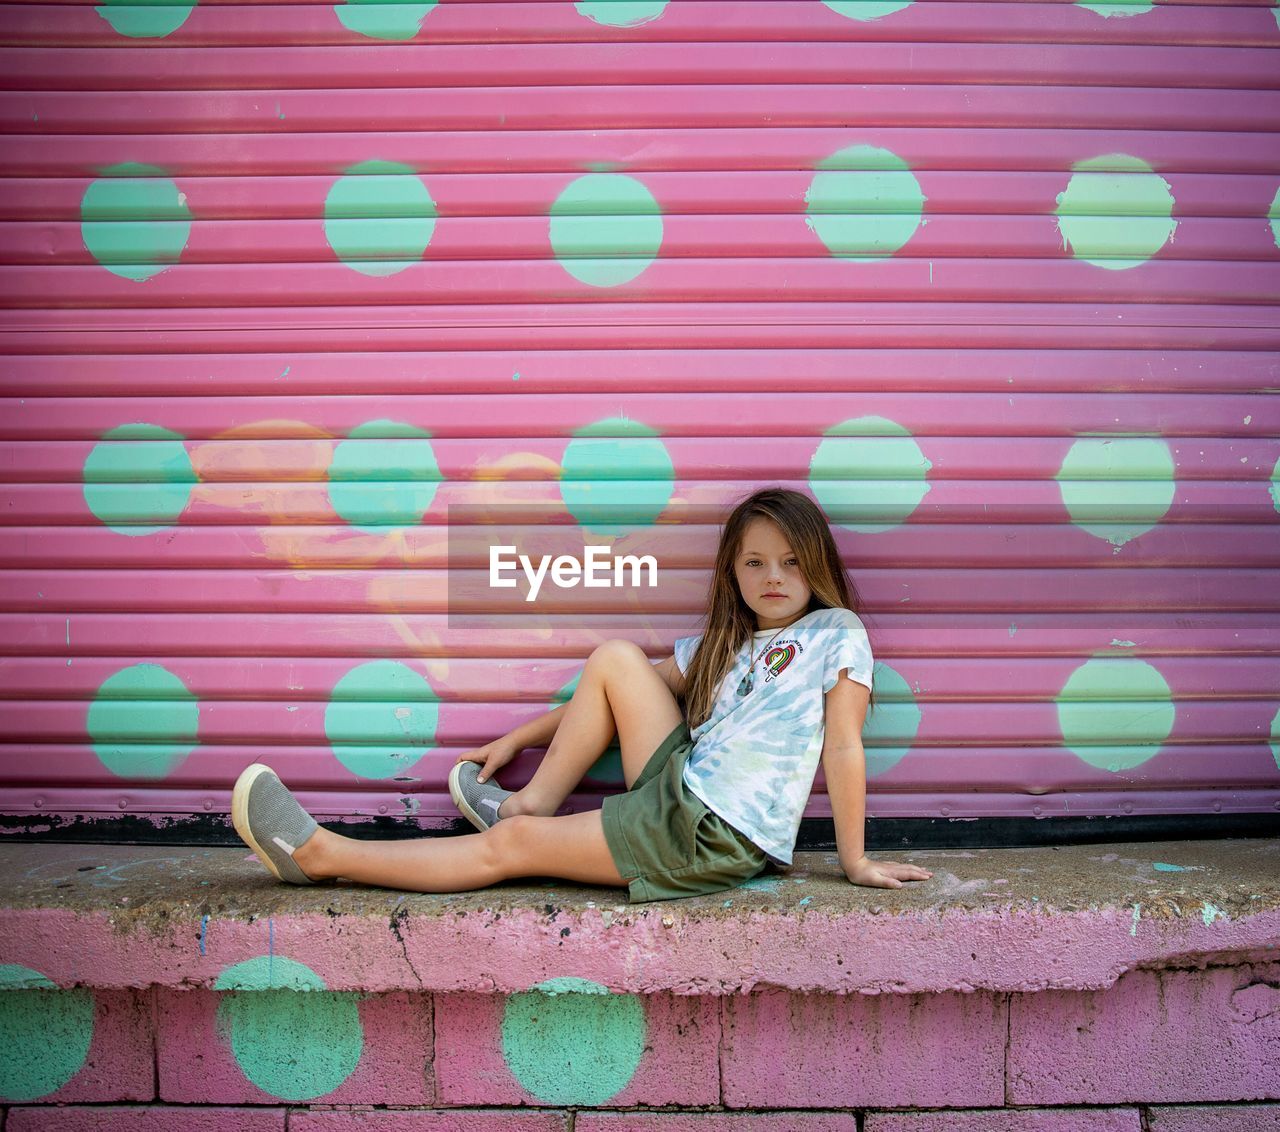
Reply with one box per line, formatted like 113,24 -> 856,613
804,605 -> 866,636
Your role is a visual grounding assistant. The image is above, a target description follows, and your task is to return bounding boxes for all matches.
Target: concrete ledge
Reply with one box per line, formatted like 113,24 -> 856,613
1,838 -> 1277,995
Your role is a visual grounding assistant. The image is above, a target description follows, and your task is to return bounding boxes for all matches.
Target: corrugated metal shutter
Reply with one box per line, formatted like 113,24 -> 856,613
1,1 -> 1277,841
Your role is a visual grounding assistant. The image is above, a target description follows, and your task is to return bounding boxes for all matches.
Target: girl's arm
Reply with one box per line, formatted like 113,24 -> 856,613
822,673 -> 934,890
820,673 -> 871,868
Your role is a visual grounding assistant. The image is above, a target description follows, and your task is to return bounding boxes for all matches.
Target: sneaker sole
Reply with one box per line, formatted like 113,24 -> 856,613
231,762 -> 288,883
448,761 -> 490,832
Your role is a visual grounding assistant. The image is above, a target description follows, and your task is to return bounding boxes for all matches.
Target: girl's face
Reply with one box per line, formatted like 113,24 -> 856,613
733,517 -> 812,632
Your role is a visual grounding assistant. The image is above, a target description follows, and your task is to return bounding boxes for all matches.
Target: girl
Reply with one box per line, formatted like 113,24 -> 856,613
232,488 -> 932,900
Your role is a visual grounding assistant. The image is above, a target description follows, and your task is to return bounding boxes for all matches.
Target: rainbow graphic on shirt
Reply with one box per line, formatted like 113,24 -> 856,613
763,642 -> 798,683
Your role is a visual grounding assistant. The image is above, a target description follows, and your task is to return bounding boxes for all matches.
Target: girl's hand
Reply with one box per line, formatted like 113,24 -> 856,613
454,737 -> 522,784
844,855 -> 933,889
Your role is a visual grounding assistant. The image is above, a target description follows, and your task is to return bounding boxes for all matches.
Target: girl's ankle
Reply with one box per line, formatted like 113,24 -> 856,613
292,827 -> 330,880
498,792 -> 554,819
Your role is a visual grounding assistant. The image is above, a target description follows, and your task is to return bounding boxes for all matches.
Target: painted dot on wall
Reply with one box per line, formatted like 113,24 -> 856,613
325,660 -> 438,779
81,162 -> 192,281
327,419 -> 442,531
809,416 -> 932,534
549,174 -> 663,287
87,663 -> 199,778
1057,657 -> 1174,772
1077,0 -> 1154,17
324,160 -> 437,276
1269,186 -> 1280,250
83,423 -> 197,536
561,417 -> 675,535
0,965 -> 95,1102
214,957 -> 363,1101
575,1 -> 669,27
555,675 -> 624,785
336,0 -> 437,40
94,0 -> 197,38
1055,437 -> 1175,550
857,663 -> 920,778
1269,706 -> 1280,773
821,0 -> 914,20
805,144 -> 925,260
1055,154 -> 1176,270
501,977 -> 645,1105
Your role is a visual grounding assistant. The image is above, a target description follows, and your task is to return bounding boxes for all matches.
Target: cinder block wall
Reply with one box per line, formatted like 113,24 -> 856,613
2,969 -> 1279,1126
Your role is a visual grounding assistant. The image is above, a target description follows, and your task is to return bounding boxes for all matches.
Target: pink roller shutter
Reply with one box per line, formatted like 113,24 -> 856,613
0,0 -> 1276,839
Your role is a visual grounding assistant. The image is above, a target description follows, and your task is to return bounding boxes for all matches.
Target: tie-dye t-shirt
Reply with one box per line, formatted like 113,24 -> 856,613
673,606 -> 874,866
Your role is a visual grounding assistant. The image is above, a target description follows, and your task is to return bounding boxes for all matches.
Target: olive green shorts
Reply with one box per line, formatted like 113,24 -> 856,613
600,720 -> 769,904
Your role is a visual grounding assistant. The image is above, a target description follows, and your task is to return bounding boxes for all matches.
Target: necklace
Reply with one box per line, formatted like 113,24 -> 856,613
735,627 -> 787,697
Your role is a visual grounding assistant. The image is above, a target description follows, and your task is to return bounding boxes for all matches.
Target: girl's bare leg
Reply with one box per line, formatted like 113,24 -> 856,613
292,808 -> 625,893
502,639 -> 683,818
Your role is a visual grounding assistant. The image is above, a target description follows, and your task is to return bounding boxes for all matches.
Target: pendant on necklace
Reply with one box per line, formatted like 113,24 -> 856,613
736,671 -> 753,697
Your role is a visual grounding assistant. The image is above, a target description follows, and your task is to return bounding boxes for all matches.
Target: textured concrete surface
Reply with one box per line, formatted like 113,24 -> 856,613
0,839 -> 1276,996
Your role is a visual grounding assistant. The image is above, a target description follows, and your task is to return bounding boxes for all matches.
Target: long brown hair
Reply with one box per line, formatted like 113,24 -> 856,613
682,487 -> 876,729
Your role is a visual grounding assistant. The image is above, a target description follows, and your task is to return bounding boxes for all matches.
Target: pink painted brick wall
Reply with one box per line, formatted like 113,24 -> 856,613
1008,962 -> 1280,1104
578,1114 -> 859,1131
866,1109 -> 1141,1132
291,1112 -> 568,1132
6,1107 -> 286,1132
155,989 -> 432,1105
721,987 -> 1006,1108
434,989 -> 719,1107
1148,1104 -> 1280,1132
0,988 -> 153,1104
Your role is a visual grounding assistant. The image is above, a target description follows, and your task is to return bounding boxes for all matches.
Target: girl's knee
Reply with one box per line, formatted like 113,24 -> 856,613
589,638 -> 647,668
488,813 -> 540,858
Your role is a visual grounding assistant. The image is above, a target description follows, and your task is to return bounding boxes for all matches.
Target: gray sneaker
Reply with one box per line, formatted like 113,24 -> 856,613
232,763 -> 322,885
449,761 -> 513,832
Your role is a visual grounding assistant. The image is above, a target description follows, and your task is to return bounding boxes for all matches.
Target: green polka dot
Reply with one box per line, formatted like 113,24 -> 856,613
325,660 -> 437,779
1269,186 -> 1279,250
501,977 -> 645,1105
336,0 -> 437,40
1077,0 -> 1153,17
1269,706 -> 1279,773
324,160 -> 436,276
561,417 -> 674,535
858,663 -> 919,777
1057,657 -> 1174,772
1270,455 -> 1280,513
1055,438 -> 1175,549
81,162 -> 192,281
575,1 -> 668,26
809,416 -> 932,533
95,0 -> 196,38
83,422 -> 196,535
1055,154 -> 1176,270
555,675 -> 623,785
821,0 -> 913,19
805,144 -> 925,260
215,957 -> 363,1101
327,419 -> 442,530
87,663 -> 199,778
549,174 -> 663,287
0,967 -> 94,1101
